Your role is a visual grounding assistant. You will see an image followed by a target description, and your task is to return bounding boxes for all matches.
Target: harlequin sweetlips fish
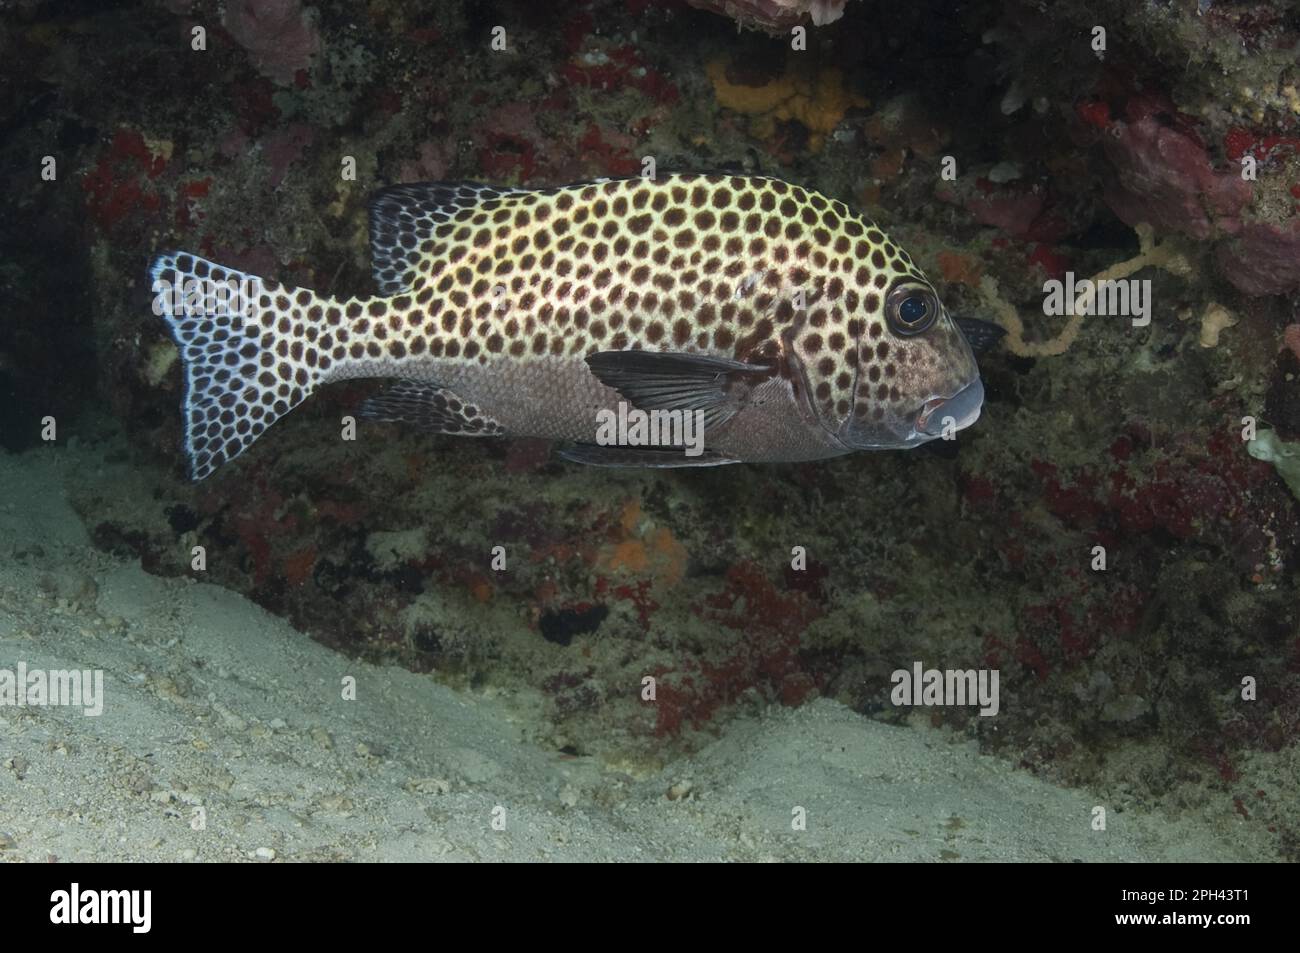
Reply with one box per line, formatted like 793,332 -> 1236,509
149,173 -> 994,480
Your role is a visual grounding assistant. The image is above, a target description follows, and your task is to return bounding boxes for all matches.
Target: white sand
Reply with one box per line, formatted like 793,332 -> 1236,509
0,448 -> 1270,861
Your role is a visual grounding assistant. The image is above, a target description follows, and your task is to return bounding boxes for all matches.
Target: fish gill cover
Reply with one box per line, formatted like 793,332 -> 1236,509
0,0 -> 1298,868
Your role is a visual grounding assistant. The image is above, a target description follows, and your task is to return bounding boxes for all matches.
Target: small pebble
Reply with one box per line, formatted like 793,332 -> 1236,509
666,779 -> 694,801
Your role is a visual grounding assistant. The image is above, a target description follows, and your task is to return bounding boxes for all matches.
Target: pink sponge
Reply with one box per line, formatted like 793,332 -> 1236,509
1283,324 -> 1300,362
224,0 -> 321,86
1216,221 -> 1300,297
1102,116 -> 1251,241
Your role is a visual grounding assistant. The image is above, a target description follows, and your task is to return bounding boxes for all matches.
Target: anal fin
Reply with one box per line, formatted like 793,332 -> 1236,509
359,380 -> 504,437
556,443 -> 738,468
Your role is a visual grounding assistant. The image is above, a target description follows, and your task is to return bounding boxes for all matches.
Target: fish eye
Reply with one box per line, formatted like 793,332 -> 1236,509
886,280 -> 939,336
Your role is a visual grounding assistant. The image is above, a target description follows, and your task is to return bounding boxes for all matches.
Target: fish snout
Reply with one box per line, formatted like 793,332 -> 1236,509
918,378 -> 984,436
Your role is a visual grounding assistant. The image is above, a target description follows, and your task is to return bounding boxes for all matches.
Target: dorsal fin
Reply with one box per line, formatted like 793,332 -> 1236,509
367,182 -> 526,295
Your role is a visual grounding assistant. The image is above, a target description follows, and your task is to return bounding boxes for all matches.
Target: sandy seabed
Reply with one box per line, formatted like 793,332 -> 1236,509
0,448 -> 1276,862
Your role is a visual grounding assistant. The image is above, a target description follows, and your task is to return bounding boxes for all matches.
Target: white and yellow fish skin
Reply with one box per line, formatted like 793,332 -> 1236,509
150,173 -> 983,479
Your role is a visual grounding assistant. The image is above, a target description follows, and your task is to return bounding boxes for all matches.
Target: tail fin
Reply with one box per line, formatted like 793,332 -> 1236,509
149,251 -> 328,480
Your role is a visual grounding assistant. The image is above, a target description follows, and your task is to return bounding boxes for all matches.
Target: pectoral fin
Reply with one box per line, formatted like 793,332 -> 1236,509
584,350 -> 772,432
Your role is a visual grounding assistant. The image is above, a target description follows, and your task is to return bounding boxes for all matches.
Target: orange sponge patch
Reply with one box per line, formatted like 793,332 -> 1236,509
707,58 -> 867,152
598,500 -> 688,588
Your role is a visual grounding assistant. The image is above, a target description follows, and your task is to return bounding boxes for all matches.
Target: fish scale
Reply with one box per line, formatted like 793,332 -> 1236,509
149,172 -> 984,479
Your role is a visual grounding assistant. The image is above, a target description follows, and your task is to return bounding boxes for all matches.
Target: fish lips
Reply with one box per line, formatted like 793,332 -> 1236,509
917,377 -> 984,436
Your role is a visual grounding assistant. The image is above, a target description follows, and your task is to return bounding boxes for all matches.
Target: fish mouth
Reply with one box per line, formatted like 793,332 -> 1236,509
838,378 -> 985,450
916,378 -> 984,437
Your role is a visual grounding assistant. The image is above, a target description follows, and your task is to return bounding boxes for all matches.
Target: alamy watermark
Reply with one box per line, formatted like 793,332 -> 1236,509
1043,273 -> 1151,327
595,401 -> 706,457
50,883 -> 150,933
0,662 -> 104,716
890,661 -> 999,716
151,270 -> 259,319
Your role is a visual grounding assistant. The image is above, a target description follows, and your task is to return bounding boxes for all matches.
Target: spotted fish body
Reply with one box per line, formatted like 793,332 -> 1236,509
150,173 -> 984,480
